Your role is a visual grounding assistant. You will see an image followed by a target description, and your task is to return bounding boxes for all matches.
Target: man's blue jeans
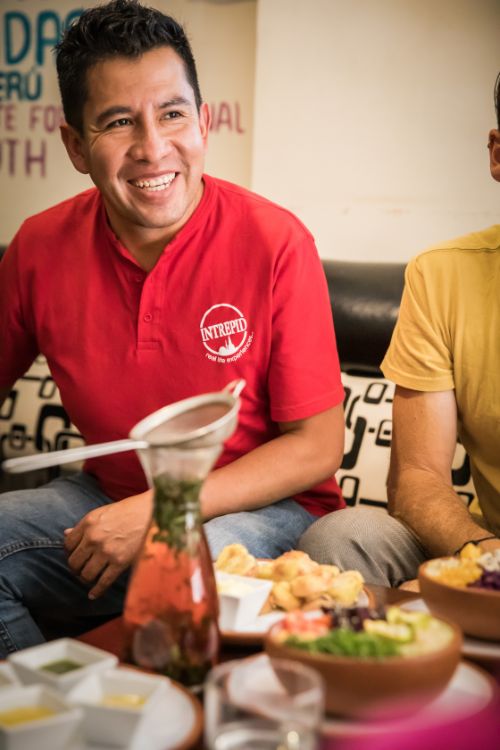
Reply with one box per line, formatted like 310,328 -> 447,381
0,472 -> 316,657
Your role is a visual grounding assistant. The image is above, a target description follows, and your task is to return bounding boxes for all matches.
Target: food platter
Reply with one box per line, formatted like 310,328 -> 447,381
219,587 -> 373,646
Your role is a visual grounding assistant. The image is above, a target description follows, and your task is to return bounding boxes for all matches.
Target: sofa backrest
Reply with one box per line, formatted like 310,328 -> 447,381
322,260 -> 476,509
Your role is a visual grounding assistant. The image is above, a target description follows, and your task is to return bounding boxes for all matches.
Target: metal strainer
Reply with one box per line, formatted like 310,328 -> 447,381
2,380 -> 245,474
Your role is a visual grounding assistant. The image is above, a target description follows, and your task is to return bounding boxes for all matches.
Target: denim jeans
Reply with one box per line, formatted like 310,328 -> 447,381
0,472 -> 316,656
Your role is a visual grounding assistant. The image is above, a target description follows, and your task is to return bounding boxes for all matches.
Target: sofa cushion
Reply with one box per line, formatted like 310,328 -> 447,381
0,356 -> 84,459
339,373 -> 477,509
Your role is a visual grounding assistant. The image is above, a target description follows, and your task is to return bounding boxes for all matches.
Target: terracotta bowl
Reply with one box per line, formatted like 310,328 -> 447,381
419,560 -> 500,641
264,618 -> 462,719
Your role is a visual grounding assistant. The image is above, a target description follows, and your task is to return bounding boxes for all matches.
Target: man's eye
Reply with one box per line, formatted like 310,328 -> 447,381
108,118 -> 131,128
164,111 -> 182,120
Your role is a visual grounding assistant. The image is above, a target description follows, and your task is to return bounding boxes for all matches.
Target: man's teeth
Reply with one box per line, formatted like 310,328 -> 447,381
132,174 -> 175,191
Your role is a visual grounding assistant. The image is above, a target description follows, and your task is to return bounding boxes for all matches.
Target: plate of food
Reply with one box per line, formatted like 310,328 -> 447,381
214,544 -> 373,645
417,543 -> 500,642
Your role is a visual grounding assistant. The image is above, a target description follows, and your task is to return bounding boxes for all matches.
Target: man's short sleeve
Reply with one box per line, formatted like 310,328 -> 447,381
268,237 -> 344,422
0,233 -> 38,388
381,255 -> 454,391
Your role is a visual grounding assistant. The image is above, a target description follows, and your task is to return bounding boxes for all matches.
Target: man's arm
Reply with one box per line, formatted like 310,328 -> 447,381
387,385 -> 499,557
65,402 -> 345,599
200,403 -> 344,519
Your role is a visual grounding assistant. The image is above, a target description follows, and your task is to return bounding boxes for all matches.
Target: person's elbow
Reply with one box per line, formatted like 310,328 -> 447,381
304,404 -> 345,482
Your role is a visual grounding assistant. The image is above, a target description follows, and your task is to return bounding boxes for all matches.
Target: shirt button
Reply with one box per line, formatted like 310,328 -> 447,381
143,313 -> 153,322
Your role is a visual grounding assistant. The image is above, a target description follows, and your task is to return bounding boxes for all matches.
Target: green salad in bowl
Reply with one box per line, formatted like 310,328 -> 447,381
264,605 -> 462,718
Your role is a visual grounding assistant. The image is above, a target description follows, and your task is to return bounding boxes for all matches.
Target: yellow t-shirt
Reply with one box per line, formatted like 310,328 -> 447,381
381,225 -> 500,536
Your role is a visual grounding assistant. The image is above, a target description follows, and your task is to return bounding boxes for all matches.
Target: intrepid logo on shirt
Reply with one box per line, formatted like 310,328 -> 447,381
200,303 -> 254,362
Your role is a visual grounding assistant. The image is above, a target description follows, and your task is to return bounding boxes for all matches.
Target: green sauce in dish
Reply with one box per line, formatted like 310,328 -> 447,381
39,658 -> 83,675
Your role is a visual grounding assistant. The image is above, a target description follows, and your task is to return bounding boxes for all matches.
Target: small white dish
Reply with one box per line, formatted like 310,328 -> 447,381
0,684 -> 83,750
0,665 -> 21,692
216,571 -> 273,631
8,638 -> 118,691
67,666 -> 168,747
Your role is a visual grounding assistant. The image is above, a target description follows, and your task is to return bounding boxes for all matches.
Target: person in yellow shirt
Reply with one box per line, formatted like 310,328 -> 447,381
299,72 -> 500,586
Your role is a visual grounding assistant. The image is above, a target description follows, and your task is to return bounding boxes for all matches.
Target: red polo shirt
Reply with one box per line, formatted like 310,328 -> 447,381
0,176 -> 345,514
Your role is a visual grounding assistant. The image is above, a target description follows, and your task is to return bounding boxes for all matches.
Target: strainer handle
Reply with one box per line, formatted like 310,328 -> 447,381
223,379 -> 246,399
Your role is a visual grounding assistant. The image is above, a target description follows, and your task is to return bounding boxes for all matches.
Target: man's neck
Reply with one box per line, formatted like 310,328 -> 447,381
126,236 -> 169,272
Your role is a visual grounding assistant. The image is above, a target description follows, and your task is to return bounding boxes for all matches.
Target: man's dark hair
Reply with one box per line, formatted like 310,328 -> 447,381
495,72 -> 500,130
55,0 -> 202,134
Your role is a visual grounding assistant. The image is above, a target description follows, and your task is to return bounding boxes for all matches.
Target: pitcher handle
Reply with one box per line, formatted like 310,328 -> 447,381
223,379 -> 246,399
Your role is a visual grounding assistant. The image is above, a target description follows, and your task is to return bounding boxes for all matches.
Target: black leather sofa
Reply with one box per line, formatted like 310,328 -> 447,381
323,260 -> 404,376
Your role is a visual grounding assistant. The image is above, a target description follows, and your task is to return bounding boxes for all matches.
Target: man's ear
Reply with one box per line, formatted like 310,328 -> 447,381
60,123 -> 90,175
199,102 -> 210,147
488,129 -> 500,182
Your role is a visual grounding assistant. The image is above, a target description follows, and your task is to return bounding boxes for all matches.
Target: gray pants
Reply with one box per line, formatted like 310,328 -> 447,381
298,507 -> 428,587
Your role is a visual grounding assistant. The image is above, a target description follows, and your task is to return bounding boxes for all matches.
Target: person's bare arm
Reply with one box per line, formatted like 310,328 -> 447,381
387,386 -> 499,557
65,403 -> 345,599
200,403 -> 344,519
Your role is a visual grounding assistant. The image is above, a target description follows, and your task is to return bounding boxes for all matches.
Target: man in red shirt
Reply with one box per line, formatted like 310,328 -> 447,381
0,0 -> 344,654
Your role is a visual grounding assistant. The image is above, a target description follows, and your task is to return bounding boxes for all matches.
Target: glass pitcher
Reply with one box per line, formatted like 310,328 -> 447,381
122,443 -> 221,688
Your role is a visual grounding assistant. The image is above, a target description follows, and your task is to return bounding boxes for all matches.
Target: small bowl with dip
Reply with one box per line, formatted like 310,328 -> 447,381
7,637 -> 118,691
215,571 -> 273,631
67,666 -> 168,747
0,684 -> 82,750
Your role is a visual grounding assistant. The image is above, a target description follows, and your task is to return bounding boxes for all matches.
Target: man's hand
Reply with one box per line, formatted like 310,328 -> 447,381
64,490 -> 152,600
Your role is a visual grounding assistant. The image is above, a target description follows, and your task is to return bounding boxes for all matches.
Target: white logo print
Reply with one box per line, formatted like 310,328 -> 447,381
200,303 -> 254,362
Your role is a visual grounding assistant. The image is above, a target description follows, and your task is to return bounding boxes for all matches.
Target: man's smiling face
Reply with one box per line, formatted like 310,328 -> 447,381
62,46 -> 209,249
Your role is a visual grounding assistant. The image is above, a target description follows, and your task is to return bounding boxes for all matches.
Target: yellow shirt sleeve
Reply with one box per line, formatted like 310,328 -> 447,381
381,254 -> 455,392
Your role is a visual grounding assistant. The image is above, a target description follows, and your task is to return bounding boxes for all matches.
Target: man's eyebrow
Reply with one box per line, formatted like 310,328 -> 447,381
95,106 -> 132,128
94,97 -> 193,128
158,96 -> 193,109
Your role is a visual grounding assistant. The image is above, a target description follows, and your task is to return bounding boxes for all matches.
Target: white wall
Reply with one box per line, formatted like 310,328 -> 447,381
0,0 -> 256,245
252,0 -> 500,261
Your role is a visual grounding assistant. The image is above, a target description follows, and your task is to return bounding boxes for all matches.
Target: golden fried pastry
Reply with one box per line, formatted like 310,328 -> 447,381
270,581 -> 302,612
327,570 -> 364,605
271,550 -> 318,581
214,543 -> 257,576
290,572 -> 331,599
214,543 -> 364,613
317,564 -> 340,581
255,561 -> 275,580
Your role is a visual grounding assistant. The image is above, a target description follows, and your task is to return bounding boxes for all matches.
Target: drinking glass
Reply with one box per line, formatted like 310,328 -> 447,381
204,655 -> 325,750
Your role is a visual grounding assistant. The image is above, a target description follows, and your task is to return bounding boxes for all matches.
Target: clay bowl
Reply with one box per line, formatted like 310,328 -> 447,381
419,560 -> 500,641
264,617 -> 462,719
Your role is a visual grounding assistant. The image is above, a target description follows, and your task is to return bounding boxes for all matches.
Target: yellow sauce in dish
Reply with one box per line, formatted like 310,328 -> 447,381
0,706 -> 56,727
100,693 -> 147,709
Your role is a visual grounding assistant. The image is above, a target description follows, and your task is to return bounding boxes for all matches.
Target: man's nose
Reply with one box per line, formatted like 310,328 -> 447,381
129,121 -> 169,162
